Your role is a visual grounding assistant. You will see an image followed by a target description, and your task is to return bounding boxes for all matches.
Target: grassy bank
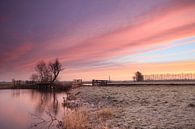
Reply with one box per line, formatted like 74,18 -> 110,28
68,85 -> 195,129
0,82 -> 13,89
0,81 -> 72,91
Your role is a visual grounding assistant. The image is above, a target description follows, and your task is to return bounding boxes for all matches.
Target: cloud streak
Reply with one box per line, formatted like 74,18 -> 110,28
0,0 -> 195,81
56,1 -> 195,67
0,43 -> 32,63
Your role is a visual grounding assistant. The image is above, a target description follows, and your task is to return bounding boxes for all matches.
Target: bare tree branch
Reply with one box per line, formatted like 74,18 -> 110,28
31,59 -> 63,84
30,111 -> 63,129
49,59 -> 63,83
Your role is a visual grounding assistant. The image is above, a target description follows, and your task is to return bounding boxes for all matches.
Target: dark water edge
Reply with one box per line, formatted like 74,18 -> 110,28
0,83 -> 72,92
0,89 -> 68,129
0,83 -> 13,89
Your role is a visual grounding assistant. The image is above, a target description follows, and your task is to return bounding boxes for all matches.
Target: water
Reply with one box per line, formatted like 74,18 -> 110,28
0,89 -> 67,129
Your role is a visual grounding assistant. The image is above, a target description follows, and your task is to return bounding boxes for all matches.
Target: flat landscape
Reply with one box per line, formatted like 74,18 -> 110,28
0,83 -> 12,89
69,85 -> 195,129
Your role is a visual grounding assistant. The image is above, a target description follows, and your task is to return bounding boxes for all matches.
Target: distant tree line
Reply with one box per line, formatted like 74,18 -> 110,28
133,71 -> 195,81
144,73 -> 195,80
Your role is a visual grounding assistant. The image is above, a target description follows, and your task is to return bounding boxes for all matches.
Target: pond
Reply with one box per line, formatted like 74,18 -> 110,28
0,89 -> 67,129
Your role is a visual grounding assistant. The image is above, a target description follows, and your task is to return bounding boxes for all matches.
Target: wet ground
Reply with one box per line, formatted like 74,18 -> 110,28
69,85 -> 195,129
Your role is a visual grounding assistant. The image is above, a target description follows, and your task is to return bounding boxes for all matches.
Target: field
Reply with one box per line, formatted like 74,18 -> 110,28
68,85 -> 195,129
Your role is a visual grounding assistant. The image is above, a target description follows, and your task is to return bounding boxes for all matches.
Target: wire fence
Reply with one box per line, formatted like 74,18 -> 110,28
143,73 -> 195,81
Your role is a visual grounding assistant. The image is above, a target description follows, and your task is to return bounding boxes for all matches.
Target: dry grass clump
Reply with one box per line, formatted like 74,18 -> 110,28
96,107 -> 114,120
95,108 -> 114,129
63,107 -> 90,129
63,107 -> 114,129
97,121 -> 110,129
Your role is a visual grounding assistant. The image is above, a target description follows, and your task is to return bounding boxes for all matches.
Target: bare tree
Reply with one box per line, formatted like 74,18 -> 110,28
32,59 -> 63,84
35,60 -> 52,82
134,71 -> 144,81
49,59 -> 63,83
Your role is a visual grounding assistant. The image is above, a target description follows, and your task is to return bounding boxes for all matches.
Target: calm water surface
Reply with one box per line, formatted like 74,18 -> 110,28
0,89 -> 67,129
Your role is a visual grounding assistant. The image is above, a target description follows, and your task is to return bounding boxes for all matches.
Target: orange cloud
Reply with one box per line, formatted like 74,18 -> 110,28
61,60 -> 195,81
2,0 -> 195,81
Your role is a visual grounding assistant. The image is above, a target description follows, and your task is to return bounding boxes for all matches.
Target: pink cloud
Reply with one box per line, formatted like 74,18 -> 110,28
0,43 -> 33,64
0,15 -> 9,23
0,43 -> 34,80
56,1 -> 195,67
2,0 -> 195,81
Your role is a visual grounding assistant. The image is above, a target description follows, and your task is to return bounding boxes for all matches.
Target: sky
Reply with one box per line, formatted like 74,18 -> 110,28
0,0 -> 195,81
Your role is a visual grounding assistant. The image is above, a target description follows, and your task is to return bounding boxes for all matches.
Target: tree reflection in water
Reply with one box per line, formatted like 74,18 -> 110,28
30,89 -> 64,115
30,110 -> 63,129
11,89 -> 66,129
11,89 -> 21,98
28,89 -> 66,129
11,89 -> 63,115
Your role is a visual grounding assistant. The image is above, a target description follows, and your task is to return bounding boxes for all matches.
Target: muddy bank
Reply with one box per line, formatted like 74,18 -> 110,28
68,85 -> 195,129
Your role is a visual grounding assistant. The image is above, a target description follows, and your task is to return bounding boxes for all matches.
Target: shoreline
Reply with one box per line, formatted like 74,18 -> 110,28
0,83 -> 72,92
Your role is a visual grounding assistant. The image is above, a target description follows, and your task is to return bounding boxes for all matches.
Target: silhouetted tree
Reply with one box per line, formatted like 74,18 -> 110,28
134,71 -> 144,81
32,59 -> 63,84
49,58 -> 63,83
35,60 -> 52,82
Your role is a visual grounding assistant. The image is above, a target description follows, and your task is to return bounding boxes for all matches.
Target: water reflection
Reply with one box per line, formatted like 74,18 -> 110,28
11,89 -> 21,98
12,89 -> 63,115
33,90 -> 59,115
0,89 -> 67,129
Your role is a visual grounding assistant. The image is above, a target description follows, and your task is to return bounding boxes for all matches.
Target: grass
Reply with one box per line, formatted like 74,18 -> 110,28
0,83 -> 13,89
63,107 -> 114,129
64,107 -> 89,129
96,107 -> 113,120
70,86 -> 195,128
0,81 -> 72,91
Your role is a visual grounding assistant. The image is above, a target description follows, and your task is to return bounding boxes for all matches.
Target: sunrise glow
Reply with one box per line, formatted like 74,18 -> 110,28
0,0 -> 195,81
